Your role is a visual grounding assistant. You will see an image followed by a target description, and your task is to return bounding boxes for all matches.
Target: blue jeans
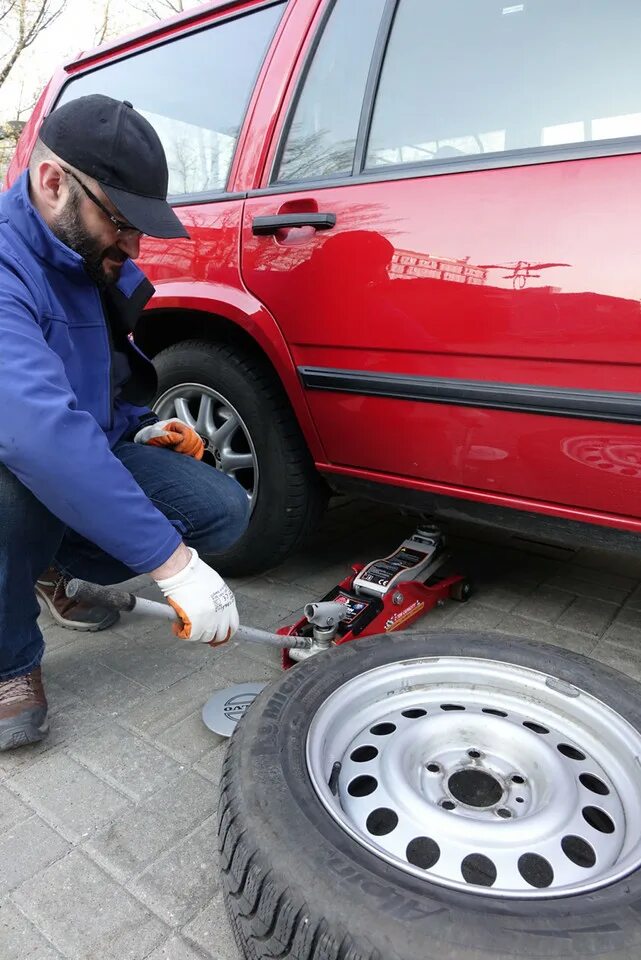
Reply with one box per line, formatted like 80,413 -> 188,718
0,441 -> 250,680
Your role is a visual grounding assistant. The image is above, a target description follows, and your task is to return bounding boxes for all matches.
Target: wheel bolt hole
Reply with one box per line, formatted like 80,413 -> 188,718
467,749 -> 482,759
441,800 -> 456,811
497,808 -> 512,819
426,763 -> 441,774
516,797 -> 525,803
511,775 -> 525,785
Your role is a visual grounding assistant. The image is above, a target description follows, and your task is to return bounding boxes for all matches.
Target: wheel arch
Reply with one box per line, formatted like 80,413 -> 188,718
135,293 -> 325,463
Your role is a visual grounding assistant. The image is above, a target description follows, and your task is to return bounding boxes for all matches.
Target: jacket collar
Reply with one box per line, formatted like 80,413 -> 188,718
2,171 -> 152,307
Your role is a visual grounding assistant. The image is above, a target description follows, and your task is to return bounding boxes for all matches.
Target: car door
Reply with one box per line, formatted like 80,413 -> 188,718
242,0 -> 641,525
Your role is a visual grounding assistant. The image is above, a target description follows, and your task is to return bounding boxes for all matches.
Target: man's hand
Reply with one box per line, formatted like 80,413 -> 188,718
154,547 -> 238,645
134,419 -> 204,459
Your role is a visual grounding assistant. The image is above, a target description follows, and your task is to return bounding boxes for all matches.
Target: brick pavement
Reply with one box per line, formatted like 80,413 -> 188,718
3,498 -> 641,959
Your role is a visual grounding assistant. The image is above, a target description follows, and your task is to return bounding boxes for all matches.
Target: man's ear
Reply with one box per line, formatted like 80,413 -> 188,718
36,161 -> 68,214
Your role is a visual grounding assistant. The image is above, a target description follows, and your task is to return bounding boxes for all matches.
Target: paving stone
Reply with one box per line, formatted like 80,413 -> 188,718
234,578 -> 316,616
494,614 -> 599,655
13,850 -> 168,960
183,889 -> 239,960
0,899 -> 63,960
85,770 -> 216,883
445,602 -> 504,631
556,597 -> 618,638
623,583 -> 641,611
604,606 -> 641,644
68,725 -> 183,801
591,637 -> 641,684
128,816 -> 221,927
156,711 -> 222,764
193,742 -> 227,785
512,585 -> 575,623
45,640 -> 150,715
8,753 -> 131,842
545,572 -> 632,605
471,581 -> 535,612
216,649 -> 280,685
95,624 -> 214,691
121,668 -> 230,738
0,784 -> 33,831
0,817 -> 69,897
145,935 -> 209,960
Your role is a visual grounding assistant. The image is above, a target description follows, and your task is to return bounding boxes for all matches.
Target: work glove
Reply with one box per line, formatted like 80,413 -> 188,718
155,547 -> 238,645
133,419 -> 204,460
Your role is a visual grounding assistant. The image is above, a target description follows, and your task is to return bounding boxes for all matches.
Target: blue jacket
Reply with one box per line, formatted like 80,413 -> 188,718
0,171 -> 181,572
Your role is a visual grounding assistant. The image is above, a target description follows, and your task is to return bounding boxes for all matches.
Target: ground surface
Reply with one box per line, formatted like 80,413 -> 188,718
3,498 -> 641,960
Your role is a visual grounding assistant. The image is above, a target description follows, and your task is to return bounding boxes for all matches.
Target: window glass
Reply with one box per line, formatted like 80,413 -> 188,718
367,0 -> 641,169
57,4 -> 284,195
274,0 -> 387,183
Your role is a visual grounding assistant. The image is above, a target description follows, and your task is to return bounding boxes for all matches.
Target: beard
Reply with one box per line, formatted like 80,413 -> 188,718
52,185 -> 126,289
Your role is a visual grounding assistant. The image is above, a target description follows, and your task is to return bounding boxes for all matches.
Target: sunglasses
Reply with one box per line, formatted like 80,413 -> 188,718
62,167 -> 143,237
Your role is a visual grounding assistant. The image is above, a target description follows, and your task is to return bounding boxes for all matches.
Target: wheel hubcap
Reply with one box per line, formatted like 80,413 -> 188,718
306,656 -> 641,898
154,382 -> 258,512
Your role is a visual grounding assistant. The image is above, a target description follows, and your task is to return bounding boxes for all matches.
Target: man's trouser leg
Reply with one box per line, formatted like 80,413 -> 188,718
0,464 -> 65,680
55,441 -> 250,587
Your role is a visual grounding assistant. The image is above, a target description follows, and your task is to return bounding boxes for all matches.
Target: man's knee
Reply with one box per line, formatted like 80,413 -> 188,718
193,472 -> 251,553
218,476 -> 251,549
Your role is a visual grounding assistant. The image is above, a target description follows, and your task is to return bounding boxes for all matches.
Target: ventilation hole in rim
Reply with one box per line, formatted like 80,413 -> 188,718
441,704 -> 466,711
523,721 -> 549,735
518,853 -> 554,889
366,808 -> 398,836
461,854 -> 497,887
582,806 -> 615,834
558,743 -> 586,761
370,723 -> 396,736
402,708 -> 427,719
350,745 -> 378,763
483,708 -> 508,717
579,773 -> 610,796
407,837 -> 440,870
562,835 -> 596,868
347,776 -> 378,797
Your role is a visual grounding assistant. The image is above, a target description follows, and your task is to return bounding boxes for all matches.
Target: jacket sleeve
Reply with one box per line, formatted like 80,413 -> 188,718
0,267 -> 181,574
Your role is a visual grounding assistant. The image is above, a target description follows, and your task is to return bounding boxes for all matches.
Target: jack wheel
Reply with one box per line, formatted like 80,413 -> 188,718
451,578 -> 473,602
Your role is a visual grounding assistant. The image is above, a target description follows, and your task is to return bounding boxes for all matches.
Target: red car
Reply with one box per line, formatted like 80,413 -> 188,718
9,0 -> 641,574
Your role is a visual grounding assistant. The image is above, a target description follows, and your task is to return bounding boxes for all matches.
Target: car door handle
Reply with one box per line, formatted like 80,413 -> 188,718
252,213 -> 337,236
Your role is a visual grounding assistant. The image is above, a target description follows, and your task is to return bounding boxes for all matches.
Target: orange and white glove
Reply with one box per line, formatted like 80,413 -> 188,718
155,547 -> 238,645
133,419 -> 204,460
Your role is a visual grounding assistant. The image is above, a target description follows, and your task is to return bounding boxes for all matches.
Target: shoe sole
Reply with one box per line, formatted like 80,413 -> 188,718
0,711 -> 49,752
35,589 -> 119,632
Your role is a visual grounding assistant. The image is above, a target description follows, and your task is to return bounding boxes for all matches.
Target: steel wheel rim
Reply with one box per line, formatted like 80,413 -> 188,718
306,655 -> 641,898
154,383 -> 258,512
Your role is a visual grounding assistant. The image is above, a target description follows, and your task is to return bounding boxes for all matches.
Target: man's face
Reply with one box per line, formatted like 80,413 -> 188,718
52,176 -> 140,289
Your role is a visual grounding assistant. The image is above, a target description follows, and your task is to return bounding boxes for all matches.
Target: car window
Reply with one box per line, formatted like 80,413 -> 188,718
56,4 -> 284,196
366,0 -> 641,169
273,0 -> 387,184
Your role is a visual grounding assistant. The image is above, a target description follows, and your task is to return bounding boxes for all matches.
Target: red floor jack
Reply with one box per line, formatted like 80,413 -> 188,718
277,524 -> 471,668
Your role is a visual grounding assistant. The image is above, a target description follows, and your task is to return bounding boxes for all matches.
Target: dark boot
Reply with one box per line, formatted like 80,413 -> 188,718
0,667 -> 49,751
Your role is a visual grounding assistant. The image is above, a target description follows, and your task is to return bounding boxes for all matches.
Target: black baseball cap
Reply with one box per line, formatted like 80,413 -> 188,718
39,94 -> 189,239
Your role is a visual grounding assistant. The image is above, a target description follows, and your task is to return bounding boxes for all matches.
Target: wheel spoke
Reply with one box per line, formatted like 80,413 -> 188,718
211,409 -> 238,446
221,452 -> 254,473
173,397 -> 196,427
195,394 -> 215,435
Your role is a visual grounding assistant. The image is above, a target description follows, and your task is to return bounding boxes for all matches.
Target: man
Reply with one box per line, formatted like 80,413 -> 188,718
0,95 -> 250,752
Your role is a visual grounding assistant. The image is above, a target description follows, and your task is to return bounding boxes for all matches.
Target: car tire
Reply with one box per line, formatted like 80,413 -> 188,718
219,631 -> 641,960
152,339 -> 328,576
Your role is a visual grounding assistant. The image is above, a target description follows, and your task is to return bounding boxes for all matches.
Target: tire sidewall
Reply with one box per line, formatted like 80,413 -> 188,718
227,631 -> 641,959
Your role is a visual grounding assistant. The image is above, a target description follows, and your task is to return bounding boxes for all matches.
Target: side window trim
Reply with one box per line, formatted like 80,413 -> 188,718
53,0 -> 285,198
268,0 -> 340,185
351,0 -> 399,177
